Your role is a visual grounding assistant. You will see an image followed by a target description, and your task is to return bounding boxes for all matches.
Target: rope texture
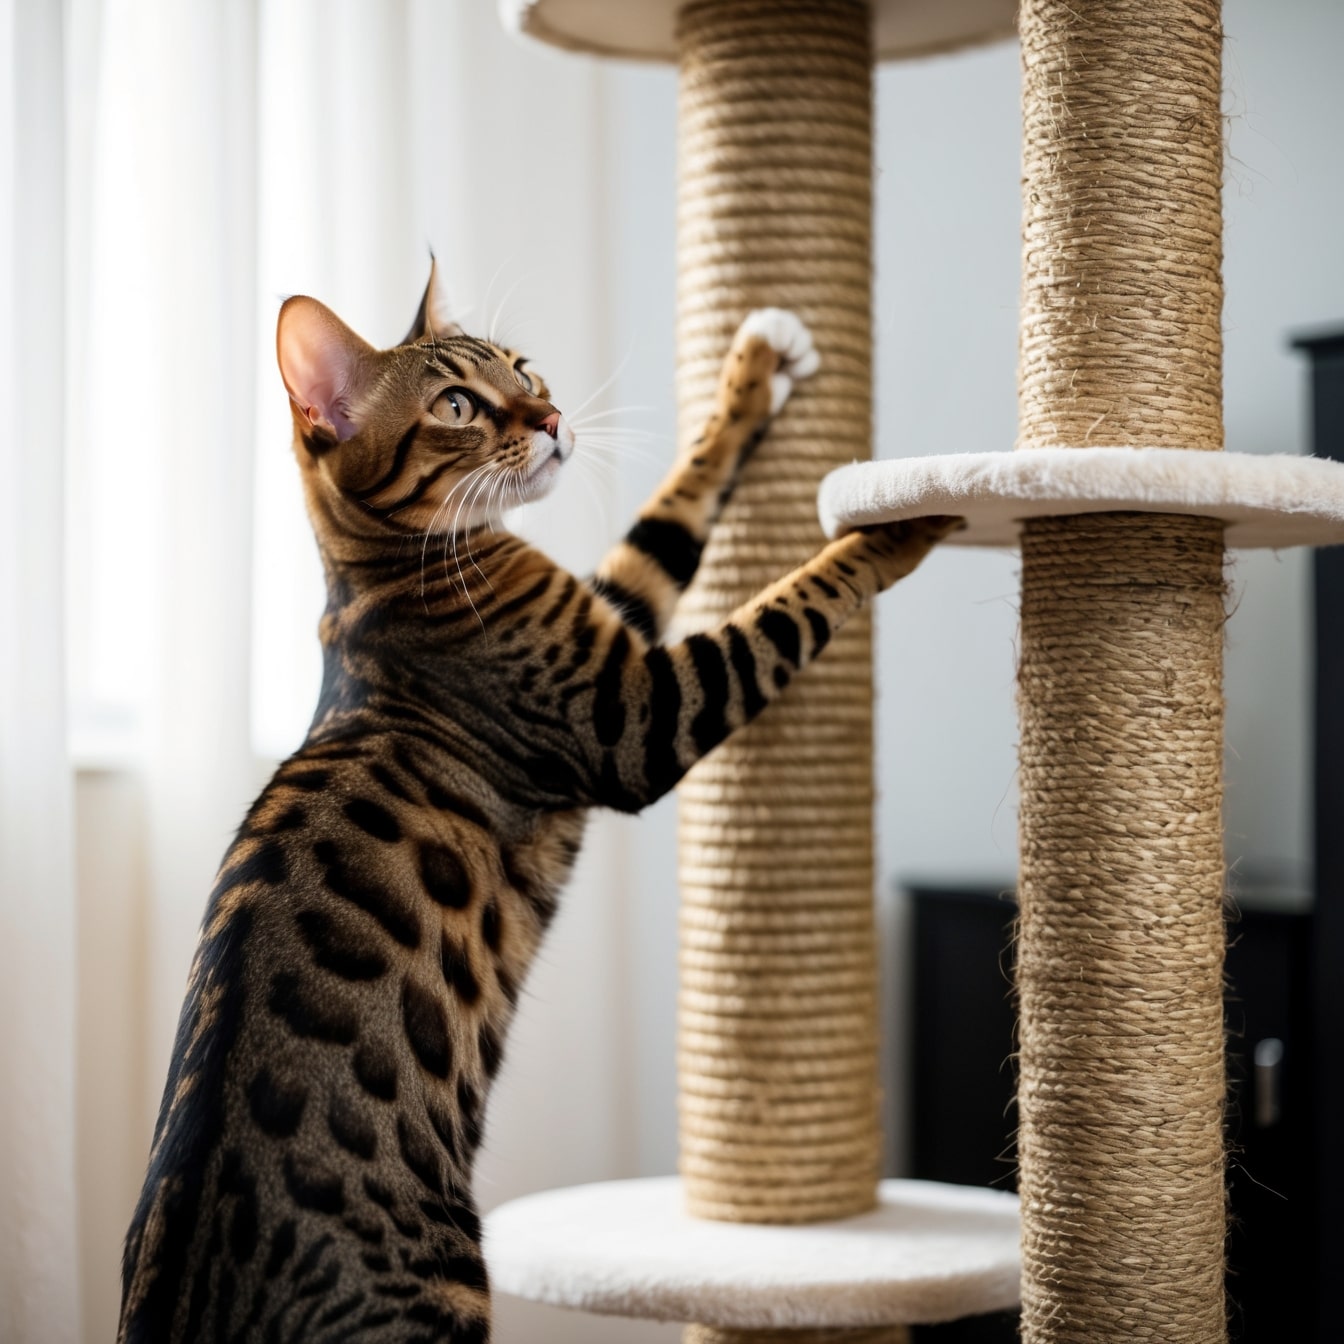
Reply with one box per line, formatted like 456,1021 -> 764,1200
1018,0 -> 1224,450
1016,3 -> 1228,1341
675,0 -> 882,1243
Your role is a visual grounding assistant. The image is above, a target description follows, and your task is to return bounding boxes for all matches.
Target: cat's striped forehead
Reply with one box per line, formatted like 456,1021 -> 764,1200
414,334 -> 550,404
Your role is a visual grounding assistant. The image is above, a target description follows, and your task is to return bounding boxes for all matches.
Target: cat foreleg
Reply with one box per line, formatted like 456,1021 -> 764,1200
580,516 -> 961,812
585,309 -> 818,642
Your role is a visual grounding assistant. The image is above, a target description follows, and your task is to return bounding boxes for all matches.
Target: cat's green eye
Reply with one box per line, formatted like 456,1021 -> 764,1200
432,388 -> 477,426
515,367 -> 535,393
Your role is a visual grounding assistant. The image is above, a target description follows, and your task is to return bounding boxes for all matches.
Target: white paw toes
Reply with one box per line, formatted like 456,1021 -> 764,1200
789,344 -> 821,379
738,307 -> 820,413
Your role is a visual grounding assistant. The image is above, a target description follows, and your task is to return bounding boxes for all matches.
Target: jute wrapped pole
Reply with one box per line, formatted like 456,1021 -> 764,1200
676,0 -> 879,1222
1015,1 -> 1228,1340
675,3 -> 900,1338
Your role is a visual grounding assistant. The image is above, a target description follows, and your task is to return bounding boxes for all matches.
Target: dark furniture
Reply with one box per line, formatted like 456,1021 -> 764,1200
905,887 -> 1020,1344
1292,328 -> 1344,1336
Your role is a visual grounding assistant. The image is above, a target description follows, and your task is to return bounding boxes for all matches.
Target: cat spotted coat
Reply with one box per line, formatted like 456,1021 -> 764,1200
117,265 -> 956,1343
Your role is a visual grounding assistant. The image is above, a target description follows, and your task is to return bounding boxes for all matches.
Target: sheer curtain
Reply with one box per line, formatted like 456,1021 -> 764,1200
1,2 -> 80,1340
72,0 -> 263,1108
3,1 -> 670,1340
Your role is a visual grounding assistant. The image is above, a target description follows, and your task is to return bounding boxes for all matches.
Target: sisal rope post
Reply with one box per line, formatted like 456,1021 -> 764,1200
675,2 -> 903,1340
1014,2 -> 1229,1341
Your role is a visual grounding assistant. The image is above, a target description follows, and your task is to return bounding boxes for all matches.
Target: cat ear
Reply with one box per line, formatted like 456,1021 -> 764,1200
276,296 -> 376,442
402,255 -> 462,346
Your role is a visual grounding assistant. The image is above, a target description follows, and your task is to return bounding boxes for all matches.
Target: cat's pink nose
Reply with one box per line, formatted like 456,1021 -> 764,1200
537,412 -> 561,439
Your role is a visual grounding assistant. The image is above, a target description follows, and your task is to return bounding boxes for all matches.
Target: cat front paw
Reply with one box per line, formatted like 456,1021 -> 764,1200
733,308 -> 820,416
854,515 -> 966,587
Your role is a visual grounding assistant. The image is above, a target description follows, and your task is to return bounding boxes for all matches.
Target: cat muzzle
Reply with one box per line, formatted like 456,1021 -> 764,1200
529,416 -> 574,473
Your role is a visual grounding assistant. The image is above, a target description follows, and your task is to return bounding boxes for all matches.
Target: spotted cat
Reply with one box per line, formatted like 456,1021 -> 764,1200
117,264 -> 957,1343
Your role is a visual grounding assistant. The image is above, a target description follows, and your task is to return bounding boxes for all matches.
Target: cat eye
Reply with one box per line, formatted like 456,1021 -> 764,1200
431,388 -> 477,426
515,367 -> 535,393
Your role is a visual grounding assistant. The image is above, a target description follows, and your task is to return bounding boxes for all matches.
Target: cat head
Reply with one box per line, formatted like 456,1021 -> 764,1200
276,260 -> 572,534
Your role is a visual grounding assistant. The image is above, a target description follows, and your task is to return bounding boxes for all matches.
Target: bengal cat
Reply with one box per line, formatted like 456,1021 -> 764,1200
117,263 -> 957,1343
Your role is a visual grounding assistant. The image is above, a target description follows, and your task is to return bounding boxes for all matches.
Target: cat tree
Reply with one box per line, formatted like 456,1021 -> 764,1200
493,1 -> 1344,1341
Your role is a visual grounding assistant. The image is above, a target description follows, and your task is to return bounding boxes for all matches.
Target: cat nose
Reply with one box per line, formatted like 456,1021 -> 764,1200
537,412 -> 561,439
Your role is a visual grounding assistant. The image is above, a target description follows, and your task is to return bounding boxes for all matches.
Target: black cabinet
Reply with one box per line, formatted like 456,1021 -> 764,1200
906,887 -> 1020,1344
1292,328 -> 1344,1337
904,884 -> 1314,1343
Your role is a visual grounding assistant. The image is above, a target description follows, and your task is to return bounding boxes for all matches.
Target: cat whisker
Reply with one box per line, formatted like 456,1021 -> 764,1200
446,301 -> 480,327
571,447 -> 617,484
447,516 -> 487,633
421,464 -> 493,605
498,470 -> 524,525
573,422 -> 670,439
378,464 -> 461,521
478,257 -> 514,338
490,316 -> 542,351
572,422 -> 668,440
574,425 -> 666,442
433,466 -> 489,556
569,454 -> 615,536
575,431 -> 666,451
575,439 -> 669,471
574,441 -> 663,463
488,271 -> 532,348
567,405 -> 656,428
563,351 -> 633,422
480,469 -> 510,531
473,488 -> 507,586
454,468 -> 505,605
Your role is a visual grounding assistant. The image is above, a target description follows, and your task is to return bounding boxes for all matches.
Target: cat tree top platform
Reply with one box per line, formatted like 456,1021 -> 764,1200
819,449 -> 1344,549
499,0 -> 1017,63
483,1176 -> 1020,1329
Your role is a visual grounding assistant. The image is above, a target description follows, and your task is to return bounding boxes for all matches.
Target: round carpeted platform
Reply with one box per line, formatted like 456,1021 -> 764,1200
818,448 -> 1344,550
483,1176 -> 1021,1329
499,0 -> 1018,64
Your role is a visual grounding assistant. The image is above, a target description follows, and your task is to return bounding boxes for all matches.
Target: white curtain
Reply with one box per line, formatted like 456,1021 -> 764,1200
1,1 -> 80,1339
76,0 -> 264,1107
4,2 -> 670,1340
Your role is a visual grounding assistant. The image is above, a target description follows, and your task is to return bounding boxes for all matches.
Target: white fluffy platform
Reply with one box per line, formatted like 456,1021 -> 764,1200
818,448 -> 1344,550
484,1176 -> 1020,1329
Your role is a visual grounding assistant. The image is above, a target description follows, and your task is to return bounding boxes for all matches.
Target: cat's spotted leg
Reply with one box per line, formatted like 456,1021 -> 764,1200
587,309 -> 818,642
578,515 -> 963,812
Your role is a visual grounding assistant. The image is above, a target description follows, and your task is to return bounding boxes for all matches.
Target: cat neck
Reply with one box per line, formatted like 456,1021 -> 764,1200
316,522 -> 523,597
314,523 -> 546,681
